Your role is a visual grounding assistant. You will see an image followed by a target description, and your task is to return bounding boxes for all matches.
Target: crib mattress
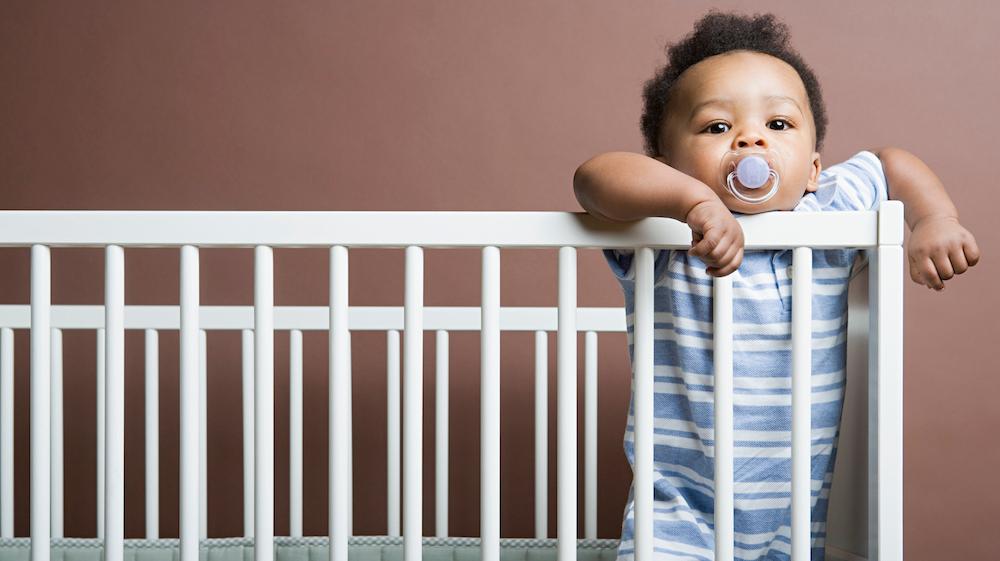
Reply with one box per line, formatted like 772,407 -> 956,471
0,536 -> 620,561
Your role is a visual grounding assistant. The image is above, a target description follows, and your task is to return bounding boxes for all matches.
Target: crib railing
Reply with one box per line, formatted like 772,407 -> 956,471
0,208 -> 904,561
0,304 -> 625,540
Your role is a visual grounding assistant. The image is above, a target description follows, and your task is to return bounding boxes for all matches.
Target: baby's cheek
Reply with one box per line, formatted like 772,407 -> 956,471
692,169 -> 725,197
671,157 -> 716,188
780,187 -> 807,211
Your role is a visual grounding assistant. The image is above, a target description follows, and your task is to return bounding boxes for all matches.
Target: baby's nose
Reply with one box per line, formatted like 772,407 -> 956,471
735,131 -> 767,149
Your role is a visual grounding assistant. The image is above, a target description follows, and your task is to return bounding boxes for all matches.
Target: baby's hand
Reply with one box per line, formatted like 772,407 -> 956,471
907,216 -> 981,291
684,199 -> 745,277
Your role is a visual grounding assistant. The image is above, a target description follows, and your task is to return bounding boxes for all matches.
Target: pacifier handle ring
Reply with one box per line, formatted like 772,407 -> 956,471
726,169 -> 780,203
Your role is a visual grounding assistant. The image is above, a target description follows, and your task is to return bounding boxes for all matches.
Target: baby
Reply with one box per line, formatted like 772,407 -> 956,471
573,10 -> 980,561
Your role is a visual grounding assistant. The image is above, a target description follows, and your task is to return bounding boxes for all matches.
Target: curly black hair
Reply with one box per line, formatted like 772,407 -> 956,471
640,10 -> 828,158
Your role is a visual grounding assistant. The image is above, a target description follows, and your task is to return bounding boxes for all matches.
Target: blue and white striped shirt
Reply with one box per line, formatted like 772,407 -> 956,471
603,150 -> 889,561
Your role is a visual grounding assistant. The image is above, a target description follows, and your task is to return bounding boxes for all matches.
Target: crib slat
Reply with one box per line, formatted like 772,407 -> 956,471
179,245 -> 200,561
96,328 -> 105,540
0,327 -> 12,538
145,329 -> 160,539
330,246 -> 350,561
434,329 -> 449,538
386,329 -> 401,537
105,245 -> 125,561
791,247 -> 813,561
533,330 -> 547,540
289,329 -> 303,538
632,248 -> 654,561
403,246 -> 423,561
584,330 -> 597,540
241,329 -> 255,538
556,246 -> 576,561
254,245 -> 275,561
712,273 -> 734,561
346,330 -> 353,536
50,328 -> 63,539
30,245 -> 51,561
199,329 -> 208,539
481,246 -> 500,561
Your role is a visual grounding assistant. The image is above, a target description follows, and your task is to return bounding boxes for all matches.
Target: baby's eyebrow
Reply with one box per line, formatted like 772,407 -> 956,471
689,95 -> 804,119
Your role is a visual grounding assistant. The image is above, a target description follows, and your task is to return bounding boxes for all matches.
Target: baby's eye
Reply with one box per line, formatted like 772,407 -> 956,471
702,120 -> 793,134
704,122 -> 730,134
769,119 -> 792,131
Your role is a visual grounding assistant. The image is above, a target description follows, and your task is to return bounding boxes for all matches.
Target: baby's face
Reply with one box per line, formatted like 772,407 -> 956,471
656,50 -> 822,214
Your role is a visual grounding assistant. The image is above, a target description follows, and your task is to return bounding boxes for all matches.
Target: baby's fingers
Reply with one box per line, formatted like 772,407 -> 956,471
928,243 -> 977,290
688,233 -> 717,258
689,230 -> 732,262
963,236 -> 981,268
705,240 -> 740,269
707,246 -> 744,277
948,245 -> 970,276
930,252 -> 954,289
910,256 -> 942,290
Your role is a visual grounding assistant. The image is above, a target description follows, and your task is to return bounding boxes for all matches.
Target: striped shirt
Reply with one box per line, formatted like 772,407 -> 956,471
603,150 -> 889,561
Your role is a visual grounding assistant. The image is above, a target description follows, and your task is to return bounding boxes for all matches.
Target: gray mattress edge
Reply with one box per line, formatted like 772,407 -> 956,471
0,536 -> 622,561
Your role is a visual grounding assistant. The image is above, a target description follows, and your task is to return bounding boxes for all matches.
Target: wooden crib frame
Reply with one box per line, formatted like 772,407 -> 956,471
0,207 -> 904,561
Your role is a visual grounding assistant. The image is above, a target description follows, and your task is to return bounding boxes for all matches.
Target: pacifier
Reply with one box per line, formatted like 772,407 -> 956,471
718,148 -> 782,204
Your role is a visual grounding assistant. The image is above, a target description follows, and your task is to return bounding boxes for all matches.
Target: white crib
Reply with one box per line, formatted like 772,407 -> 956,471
0,207 -> 904,561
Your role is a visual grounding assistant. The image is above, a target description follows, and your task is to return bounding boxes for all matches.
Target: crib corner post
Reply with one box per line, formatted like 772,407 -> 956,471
867,200 -> 904,561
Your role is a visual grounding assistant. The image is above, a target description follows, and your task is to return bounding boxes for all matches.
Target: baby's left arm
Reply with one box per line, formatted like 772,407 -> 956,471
869,146 -> 981,291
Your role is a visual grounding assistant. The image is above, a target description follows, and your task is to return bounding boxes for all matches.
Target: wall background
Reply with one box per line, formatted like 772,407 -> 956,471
1,2 -> 996,560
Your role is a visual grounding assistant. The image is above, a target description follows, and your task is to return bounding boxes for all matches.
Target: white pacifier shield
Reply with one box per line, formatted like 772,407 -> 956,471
720,149 -> 782,204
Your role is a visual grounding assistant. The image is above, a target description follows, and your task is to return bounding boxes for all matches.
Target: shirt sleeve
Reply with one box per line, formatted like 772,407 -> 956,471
602,248 -> 672,283
810,150 -> 890,212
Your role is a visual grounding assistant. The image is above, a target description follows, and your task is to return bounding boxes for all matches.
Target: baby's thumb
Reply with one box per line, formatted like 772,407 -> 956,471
689,238 -> 707,258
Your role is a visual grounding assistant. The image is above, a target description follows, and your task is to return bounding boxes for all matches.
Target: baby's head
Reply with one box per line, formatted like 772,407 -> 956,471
640,11 -> 828,214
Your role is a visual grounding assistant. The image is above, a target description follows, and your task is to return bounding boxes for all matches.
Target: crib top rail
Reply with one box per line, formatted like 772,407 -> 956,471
0,209 -> 896,249
0,305 -> 626,332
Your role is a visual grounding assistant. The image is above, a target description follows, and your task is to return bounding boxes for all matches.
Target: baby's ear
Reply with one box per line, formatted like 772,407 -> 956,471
805,151 -> 822,192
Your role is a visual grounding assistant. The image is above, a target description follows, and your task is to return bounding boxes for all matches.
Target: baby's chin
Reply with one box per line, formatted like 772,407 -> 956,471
719,196 -> 789,215
718,186 -> 806,215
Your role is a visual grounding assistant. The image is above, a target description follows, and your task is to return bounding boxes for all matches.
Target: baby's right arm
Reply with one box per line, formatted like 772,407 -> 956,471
573,151 -> 745,277
572,151 -> 715,222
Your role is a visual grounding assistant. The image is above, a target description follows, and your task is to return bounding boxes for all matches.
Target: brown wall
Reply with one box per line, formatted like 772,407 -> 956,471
1,2 -> 997,559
